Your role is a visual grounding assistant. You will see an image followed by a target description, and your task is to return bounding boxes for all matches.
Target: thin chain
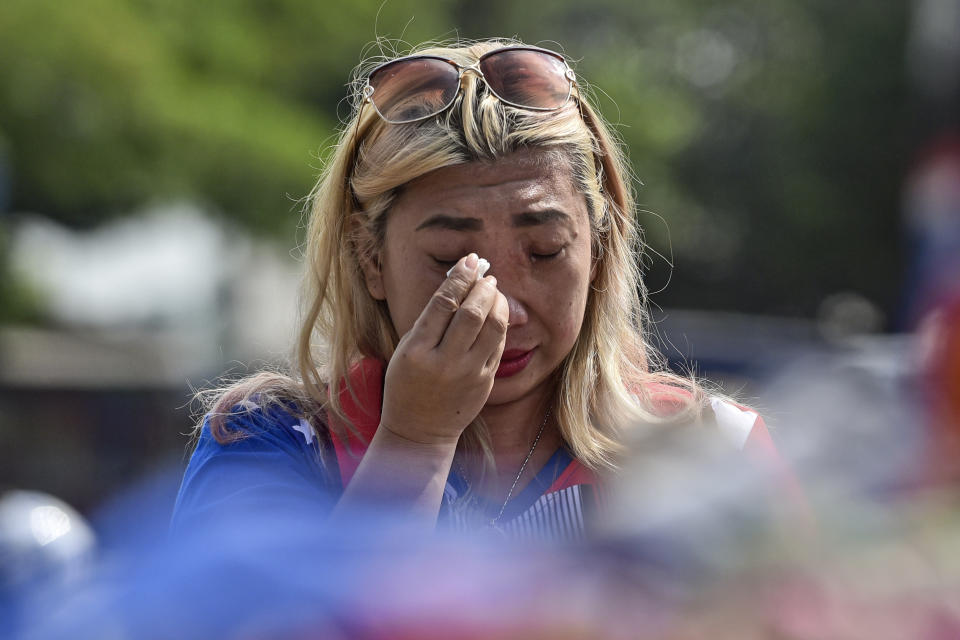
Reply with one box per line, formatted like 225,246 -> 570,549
453,409 -> 551,528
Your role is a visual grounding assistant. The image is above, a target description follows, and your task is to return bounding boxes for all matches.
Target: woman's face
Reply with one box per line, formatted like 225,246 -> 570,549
363,148 -> 595,407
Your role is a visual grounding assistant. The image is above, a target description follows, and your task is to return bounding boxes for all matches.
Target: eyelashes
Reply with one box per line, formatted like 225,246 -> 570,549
532,249 -> 563,261
433,247 -> 565,268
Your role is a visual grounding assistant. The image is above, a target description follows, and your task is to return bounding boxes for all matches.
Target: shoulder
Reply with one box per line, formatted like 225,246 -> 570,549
632,381 -> 812,529
172,401 -> 340,535
634,380 -> 767,452
191,399 -> 330,466
181,397 -> 342,500
218,399 -> 324,445
703,396 -> 790,472
707,397 -> 765,451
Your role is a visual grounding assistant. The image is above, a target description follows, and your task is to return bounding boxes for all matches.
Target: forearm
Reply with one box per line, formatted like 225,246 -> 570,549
330,425 -> 457,530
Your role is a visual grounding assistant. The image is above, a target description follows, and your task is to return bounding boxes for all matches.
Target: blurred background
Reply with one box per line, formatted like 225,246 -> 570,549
0,0 -> 958,545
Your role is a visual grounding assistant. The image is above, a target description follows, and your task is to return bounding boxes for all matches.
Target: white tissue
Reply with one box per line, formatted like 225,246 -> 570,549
447,257 -> 491,279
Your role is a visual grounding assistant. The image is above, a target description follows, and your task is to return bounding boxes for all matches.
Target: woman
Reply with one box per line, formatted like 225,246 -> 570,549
172,39 -> 784,540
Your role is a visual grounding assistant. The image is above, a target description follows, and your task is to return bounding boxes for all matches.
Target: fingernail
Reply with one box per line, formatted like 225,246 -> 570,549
487,276 -> 497,287
465,253 -> 478,270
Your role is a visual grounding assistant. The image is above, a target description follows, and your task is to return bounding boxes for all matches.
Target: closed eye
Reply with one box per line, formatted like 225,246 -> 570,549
432,257 -> 459,268
432,248 -> 564,268
532,247 -> 564,261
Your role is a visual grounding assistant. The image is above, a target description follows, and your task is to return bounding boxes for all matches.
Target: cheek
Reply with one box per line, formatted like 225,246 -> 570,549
558,293 -> 589,341
542,264 -> 591,346
384,276 -> 441,337
552,315 -> 583,350
379,244 -> 444,337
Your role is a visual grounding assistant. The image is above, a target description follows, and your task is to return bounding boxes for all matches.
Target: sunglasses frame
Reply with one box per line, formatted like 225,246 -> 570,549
362,45 -> 578,125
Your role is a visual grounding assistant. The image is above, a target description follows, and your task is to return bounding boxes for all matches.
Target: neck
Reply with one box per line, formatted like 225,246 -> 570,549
479,389 -> 553,457
459,384 -> 561,500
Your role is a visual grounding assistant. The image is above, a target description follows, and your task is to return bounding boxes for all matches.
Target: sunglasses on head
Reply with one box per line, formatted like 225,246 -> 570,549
362,45 -> 577,125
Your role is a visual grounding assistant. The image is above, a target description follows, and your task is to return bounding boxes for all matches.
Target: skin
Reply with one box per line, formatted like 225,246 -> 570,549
333,149 -> 595,527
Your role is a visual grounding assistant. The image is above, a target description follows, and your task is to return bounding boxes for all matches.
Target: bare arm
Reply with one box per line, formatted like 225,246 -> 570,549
329,428 -> 457,527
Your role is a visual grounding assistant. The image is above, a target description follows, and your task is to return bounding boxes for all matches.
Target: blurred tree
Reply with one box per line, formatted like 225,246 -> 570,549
0,0 -> 456,232
0,0 -> 909,321
457,0 -> 909,319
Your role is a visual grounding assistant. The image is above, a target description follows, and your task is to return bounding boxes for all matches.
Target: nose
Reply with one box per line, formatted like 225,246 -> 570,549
504,293 -> 528,326
483,252 -> 529,327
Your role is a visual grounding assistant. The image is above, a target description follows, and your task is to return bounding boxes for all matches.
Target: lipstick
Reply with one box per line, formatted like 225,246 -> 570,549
496,348 -> 534,378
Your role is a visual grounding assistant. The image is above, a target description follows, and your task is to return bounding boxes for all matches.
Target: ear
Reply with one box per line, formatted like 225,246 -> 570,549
360,253 -> 387,300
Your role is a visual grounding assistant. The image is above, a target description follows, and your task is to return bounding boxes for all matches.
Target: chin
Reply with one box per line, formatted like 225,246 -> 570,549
485,365 -> 557,407
482,384 -> 519,407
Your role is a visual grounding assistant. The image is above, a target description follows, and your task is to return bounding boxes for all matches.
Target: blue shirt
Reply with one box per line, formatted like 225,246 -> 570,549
170,404 -> 339,536
171,402 -> 595,541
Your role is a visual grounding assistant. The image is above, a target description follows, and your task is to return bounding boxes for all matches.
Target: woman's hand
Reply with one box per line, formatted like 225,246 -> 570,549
380,253 -> 509,445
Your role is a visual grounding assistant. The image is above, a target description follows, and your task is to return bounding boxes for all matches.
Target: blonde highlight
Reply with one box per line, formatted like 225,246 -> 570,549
200,38 -> 706,473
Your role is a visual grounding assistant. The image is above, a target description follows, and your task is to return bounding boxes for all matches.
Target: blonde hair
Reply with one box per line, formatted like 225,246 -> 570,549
205,38 -> 705,472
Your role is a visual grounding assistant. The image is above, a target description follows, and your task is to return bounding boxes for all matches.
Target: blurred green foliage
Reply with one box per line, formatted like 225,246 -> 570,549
0,0 -> 909,320
0,0 -> 457,230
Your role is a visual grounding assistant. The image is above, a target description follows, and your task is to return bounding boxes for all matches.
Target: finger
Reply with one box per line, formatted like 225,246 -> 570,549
440,275 -> 499,354
408,253 -> 480,348
476,291 -> 509,369
447,256 -> 489,279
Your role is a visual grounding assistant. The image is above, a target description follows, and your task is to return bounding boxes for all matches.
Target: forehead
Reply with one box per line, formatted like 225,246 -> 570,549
389,149 -> 588,225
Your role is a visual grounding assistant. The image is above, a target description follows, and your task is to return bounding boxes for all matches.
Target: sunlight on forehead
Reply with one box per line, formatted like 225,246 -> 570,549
403,150 -> 586,232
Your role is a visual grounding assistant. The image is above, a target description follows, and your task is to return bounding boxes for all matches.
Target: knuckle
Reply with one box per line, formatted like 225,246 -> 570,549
431,290 -> 460,314
488,314 -> 508,334
459,304 -> 485,324
450,271 -> 476,288
444,274 -> 474,298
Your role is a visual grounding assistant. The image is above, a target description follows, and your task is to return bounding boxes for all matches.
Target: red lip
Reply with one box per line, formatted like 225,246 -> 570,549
496,348 -> 535,378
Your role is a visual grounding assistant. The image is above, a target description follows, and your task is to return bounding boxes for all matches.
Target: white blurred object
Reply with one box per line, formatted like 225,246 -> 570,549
817,291 -> 885,343
6,204 -> 301,383
675,28 -> 738,89
11,205 -> 225,327
760,337 -> 920,497
0,490 -> 96,589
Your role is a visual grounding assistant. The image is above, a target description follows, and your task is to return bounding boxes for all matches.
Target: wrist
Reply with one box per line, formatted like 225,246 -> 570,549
376,421 -> 461,450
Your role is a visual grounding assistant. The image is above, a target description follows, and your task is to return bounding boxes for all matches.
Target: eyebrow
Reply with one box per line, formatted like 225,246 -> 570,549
415,215 -> 483,232
511,209 -> 571,227
415,209 -> 571,232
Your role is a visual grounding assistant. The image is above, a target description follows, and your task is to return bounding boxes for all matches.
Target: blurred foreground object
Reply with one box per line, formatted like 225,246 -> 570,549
917,294 -> 960,485
905,0 -> 960,486
903,135 -> 960,486
903,135 -> 960,327
0,490 -> 95,590
9,333 -> 959,639
9,422 -> 960,640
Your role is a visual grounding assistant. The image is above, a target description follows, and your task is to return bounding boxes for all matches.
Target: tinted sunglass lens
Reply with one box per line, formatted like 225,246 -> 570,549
368,58 -> 460,124
480,49 -> 571,110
